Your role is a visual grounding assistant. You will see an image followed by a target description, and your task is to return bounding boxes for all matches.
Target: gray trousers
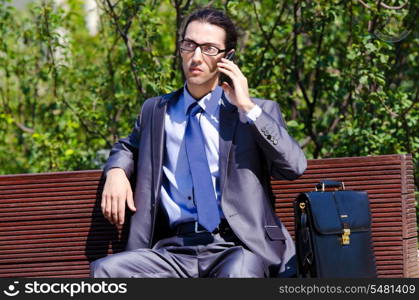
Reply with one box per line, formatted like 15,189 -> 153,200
90,229 -> 266,278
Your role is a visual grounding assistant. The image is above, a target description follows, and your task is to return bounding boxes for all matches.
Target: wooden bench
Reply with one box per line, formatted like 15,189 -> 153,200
0,154 -> 417,278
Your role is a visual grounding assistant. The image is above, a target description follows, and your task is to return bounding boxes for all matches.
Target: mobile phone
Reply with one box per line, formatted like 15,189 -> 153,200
219,50 -> 235,87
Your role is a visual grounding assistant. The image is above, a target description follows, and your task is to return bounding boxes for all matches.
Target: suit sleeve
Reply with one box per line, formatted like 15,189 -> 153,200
102,107 -> 143,179
249,101 -> 307,180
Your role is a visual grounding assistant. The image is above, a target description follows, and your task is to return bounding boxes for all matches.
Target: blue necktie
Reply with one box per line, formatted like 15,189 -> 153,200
185,89 -> 222,232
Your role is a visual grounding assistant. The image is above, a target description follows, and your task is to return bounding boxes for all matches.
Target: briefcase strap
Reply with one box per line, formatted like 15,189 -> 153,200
332,193 -> 352,245
298,201 -> 315,277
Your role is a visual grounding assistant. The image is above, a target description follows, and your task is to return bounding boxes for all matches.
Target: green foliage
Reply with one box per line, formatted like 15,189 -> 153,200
0,0 -> 418,188
0,0 -> 181,172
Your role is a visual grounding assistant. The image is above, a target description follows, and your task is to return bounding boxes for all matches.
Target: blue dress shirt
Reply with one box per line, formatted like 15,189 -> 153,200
160,84 -> 261,227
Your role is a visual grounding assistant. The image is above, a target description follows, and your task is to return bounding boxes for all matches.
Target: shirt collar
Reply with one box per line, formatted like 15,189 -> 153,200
183,83 -> 222,117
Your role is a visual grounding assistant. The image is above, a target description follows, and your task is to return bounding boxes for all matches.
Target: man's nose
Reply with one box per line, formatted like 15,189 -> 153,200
191,46 -> 203,62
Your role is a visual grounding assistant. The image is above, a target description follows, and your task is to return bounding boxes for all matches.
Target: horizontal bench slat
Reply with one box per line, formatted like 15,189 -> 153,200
0,269 -> 91,277
0,184 -> 101,195
0,191 -> 98,201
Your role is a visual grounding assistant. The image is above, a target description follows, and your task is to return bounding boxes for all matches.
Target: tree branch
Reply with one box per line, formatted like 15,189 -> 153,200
293,0 -> 321,157
103,0 -> 145,95
401,88 -> 418,116
369,0 -> 383,33
0,88 -> 35,134
312,20 -> 326,107
329,90 -> 352,133
293,1 -> 311,107
15,122 -> 35,134
356,0 -> 372,9
356,0 -> 408,10
171,0 -> 192,72
252,1 -> 287,86
252,1 -> 268,40
380,1 -> 408,10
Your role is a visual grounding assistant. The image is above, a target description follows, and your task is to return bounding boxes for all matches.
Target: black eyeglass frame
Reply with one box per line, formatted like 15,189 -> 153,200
179,39 -> 227,56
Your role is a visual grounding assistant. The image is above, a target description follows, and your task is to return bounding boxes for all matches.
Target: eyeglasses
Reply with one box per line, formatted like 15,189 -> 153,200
179,40 -> 226,56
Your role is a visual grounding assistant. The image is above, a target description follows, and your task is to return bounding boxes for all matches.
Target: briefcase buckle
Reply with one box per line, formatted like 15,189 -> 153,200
341,228 -> 351,245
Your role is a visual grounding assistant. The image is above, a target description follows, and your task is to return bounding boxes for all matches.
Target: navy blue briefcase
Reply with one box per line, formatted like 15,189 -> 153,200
294,180 -> 377,278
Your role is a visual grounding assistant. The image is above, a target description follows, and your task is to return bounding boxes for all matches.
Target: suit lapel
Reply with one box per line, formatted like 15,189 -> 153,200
151,88 -> 182,202
219,93 -> 239,198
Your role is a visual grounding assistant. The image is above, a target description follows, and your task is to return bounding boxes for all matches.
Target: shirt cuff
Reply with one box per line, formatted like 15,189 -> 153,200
246,104 -> 262,123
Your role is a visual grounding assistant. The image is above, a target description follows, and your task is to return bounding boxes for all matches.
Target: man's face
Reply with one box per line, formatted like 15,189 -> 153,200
180,21 -> 226,89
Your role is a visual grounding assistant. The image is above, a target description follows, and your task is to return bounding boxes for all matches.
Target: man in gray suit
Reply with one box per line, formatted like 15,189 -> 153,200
90,7 -> 306,278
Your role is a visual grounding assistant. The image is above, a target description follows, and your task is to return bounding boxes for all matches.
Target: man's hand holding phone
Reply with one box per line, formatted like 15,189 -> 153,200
217,51 -> 256,113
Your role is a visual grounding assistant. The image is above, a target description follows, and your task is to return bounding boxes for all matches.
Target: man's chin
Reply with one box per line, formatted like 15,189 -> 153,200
187,76 -> 206,85
187,75 -> 217,87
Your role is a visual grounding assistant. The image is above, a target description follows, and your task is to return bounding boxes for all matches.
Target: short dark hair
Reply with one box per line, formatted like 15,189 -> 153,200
180,7 -> 238,52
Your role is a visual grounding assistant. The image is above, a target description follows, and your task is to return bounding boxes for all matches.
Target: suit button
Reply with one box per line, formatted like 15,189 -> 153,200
267,135 -> 272,140
273,140 -> 278,145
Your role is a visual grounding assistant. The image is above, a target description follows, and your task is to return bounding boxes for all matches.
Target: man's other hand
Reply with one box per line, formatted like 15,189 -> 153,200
101,168 -> 136,225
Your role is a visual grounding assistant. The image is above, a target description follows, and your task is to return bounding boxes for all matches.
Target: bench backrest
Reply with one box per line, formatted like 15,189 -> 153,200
0,154 -> 417,278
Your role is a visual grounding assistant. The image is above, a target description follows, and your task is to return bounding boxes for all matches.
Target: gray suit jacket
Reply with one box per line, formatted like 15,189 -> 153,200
104,88 -> 307,277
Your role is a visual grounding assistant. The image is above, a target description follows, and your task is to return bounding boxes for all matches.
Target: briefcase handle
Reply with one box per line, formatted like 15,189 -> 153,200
315,180 -> 345,191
